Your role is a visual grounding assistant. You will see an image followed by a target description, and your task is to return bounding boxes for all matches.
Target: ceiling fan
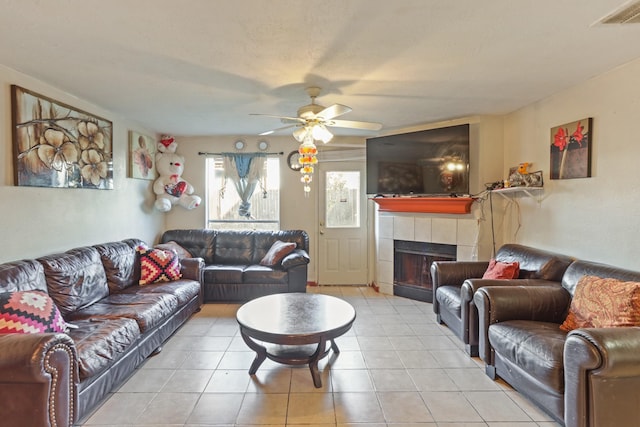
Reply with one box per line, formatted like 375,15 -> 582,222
251,87 -> 382,143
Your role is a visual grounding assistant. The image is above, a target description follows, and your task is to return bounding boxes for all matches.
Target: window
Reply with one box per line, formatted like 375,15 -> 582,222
206,156 -> 280,230
325,171 -> 360,228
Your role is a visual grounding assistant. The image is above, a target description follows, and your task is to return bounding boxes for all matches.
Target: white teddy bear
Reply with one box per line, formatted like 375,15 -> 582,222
153,136 -> 201,212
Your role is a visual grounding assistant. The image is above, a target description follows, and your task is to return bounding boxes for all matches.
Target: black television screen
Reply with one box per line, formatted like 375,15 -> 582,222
366,124 -> 470,196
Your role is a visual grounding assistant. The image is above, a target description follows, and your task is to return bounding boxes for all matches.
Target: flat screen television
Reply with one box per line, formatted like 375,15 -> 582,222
366,124 -> 470,196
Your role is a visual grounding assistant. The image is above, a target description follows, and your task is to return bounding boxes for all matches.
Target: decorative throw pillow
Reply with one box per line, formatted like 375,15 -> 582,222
560,275 -> 640,332
137,244 -> 182,285
0,290 -> 67,334
154,241 -> 193,260
482,259 -> 520,279
260,240 -> 297,266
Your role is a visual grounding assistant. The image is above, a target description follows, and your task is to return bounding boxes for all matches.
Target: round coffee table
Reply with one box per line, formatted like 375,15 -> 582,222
236,293 -> 356,387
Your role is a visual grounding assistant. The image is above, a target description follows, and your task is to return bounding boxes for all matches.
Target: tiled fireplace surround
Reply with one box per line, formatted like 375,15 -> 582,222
375,211 -> 482,297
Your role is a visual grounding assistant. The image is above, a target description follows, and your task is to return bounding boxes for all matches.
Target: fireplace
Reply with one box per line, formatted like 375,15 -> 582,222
393,240 -> 456,302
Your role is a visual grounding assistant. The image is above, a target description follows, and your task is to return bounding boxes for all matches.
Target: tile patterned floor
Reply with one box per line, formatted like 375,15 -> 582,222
80,286 -> 562,427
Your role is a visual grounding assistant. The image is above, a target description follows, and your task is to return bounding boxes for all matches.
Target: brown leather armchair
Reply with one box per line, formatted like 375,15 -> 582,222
431,244 -> 573,356
474,260 -> 640,426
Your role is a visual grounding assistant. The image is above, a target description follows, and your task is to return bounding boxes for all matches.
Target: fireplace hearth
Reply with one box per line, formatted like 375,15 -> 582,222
393,240 -> 456,302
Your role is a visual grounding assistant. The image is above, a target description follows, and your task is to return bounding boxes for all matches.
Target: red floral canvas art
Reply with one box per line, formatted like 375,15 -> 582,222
550,118 -> 592,179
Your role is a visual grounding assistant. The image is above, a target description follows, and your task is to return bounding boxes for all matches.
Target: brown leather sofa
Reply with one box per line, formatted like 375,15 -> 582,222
161,229 -> 310,301
0,238 -> 203,427
431,244 -> 573,356
474,259 -> 640,426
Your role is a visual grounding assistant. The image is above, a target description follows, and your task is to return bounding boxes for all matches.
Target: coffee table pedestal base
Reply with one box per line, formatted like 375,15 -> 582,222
240,329 -> 340,388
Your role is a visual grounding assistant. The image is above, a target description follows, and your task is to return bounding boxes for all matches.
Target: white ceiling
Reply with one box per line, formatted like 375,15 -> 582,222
2,0 -> 640,137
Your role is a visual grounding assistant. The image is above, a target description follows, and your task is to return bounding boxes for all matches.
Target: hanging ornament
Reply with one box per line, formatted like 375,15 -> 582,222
298,138 -> 318,195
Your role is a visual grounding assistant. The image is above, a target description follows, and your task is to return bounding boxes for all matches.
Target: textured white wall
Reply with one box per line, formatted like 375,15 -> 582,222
502,58 -> 640,270
0,65 -> 164,263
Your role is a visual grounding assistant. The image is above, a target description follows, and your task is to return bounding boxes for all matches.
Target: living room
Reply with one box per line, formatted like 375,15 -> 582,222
2,1 -> 640,426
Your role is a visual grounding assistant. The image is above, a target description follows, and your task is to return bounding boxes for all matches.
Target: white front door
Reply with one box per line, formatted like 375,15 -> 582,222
317,161 -> 368,285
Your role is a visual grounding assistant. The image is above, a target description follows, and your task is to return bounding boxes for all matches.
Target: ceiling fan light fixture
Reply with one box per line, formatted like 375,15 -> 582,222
293,126 -> 309,142
312,124 -> 333,143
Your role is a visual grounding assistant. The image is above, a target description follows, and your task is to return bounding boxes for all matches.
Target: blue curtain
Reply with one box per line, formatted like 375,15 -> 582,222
221,153 -> 266,218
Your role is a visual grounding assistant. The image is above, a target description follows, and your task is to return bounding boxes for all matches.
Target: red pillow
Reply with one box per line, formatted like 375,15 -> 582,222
137,244 -> 182,285
482,259 -> 520,279
260,241 -> 297,266
0,290 -> 67,334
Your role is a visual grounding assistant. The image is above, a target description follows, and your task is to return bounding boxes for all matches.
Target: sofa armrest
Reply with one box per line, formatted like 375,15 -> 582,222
431,261 -> 489,314
281,249 -> 310,269
0,333 -> 78,426
564,327 -> 640,427
474,285 -> 571,363
180,257 -> 204,281
461,278 -> 561,304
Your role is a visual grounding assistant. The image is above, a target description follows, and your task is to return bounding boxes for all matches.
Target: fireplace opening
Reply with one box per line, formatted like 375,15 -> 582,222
393,240 -> 456,303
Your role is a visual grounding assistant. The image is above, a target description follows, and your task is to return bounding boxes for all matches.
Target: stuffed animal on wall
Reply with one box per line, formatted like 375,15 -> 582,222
153,136 -> 201,212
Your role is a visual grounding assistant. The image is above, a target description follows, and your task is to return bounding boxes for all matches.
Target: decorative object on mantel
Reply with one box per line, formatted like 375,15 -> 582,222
371,196 -> 474,214
128,131 -> 156,180
153,136 -> 201,212
550,118 -> 592,179
505,163 -> 543,188
11,85 -> 113,189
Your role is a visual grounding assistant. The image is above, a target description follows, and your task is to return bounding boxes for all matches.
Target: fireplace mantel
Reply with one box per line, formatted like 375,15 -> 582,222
372,197 -> 474,214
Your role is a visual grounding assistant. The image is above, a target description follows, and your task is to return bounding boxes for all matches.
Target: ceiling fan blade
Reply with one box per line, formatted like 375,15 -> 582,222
259,124 -> 299,136
327,119 -> 382,131
250,113 -> 306,123
316,104 -> 352,120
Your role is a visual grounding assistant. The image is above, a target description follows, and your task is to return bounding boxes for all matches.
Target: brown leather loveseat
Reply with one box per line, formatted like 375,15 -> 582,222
0,238 -> 203,427
431,244 -> 573,356
474,259 -> 640,427
161,229 -> 310,302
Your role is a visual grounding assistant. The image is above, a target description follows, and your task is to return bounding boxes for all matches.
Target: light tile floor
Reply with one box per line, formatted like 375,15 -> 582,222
80,286 -> 562,427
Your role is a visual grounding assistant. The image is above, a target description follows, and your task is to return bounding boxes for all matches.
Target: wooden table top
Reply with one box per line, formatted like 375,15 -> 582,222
236,293 -> 356,342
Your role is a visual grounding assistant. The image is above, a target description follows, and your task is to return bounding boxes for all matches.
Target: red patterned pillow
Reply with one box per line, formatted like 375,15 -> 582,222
560,275 -> 640,332
482,259 -> 520,279
0,290 -> 67,334
137,244 -> 182,285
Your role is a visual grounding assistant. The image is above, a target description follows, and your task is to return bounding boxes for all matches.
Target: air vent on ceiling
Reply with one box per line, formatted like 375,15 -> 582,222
599,1 -> 640,24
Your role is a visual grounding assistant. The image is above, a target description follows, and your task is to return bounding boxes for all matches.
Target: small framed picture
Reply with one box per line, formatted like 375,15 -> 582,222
129,131 -> 156,180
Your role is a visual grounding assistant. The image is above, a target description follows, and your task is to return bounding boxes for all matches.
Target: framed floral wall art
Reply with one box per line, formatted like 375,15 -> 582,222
128,131 -> 156,180
550,118 -> 592,180
11,85 -> 113,189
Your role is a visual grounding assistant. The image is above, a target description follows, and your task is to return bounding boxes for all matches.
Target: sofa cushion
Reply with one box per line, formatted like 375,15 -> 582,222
66,318 -> 140,380
0,259 -> 49,293
489,320 -> 567,393
119,280 -> 201,306
204,265 -> 244,284
560,275 -> 640,332
482,259 -> 520,279
0,290 -> 67,334
38,247 -> 110,317
67,293 -> 179,333
95,241 -> 139,292
243,265 -> 289,284
137,244 -> 182,285
260,240 -> 296,266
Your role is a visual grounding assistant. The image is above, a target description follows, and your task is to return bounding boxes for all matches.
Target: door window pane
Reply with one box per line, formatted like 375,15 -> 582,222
325,171 -> 360,228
